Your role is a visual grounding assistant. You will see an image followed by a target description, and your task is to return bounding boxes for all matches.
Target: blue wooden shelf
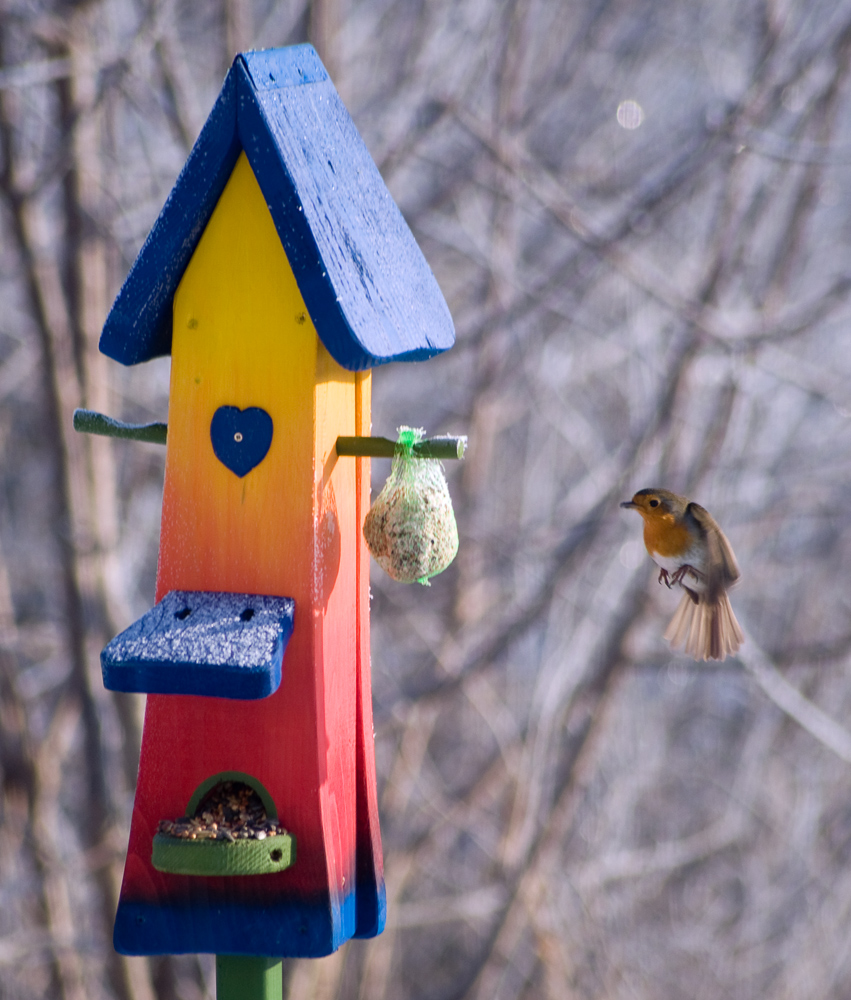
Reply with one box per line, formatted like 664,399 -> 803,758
102,591 -> 295,700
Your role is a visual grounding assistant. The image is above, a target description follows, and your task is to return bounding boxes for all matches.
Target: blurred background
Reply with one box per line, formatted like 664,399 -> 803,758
3,0 -> 851,997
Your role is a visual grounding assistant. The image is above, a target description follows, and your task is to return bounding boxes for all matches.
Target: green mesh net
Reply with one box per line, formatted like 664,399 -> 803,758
363,427 -> 459,585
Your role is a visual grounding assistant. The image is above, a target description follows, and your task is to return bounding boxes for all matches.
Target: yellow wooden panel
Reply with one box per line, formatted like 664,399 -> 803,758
159,151 -> 323,605
138,149 -> 370,922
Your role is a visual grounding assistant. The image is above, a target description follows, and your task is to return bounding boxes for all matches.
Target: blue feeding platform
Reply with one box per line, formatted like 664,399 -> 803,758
101,591 -> 295,700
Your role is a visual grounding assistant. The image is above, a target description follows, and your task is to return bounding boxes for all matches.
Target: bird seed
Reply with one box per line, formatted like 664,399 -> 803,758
156,780 -> 283,842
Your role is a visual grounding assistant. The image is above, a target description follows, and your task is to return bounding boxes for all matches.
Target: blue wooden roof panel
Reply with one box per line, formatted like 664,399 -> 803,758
100,71 -> 242,365
239,43 -> 329,90
99,45 -> 454,371
244,74 -> 453,365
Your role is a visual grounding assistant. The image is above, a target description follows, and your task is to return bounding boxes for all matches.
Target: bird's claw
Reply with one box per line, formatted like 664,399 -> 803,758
658,568 -> 672,588
671,564 -> 701,586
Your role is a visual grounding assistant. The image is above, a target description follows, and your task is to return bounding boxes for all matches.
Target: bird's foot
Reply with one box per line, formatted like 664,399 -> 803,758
671,564 -> 702,586
658,568 -> 672,588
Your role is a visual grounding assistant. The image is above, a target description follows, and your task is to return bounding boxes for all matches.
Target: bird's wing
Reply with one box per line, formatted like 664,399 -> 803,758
686,502 -> 740,602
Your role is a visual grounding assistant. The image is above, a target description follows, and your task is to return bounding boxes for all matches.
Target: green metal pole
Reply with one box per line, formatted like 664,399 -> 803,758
216,956 -> 282,1000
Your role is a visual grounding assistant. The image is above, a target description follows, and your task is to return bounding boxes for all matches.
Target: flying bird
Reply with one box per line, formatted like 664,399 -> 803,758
621,488 -> 744,661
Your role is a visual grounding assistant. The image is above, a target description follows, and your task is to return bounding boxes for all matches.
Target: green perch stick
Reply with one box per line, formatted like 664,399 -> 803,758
336,435 -> 466,460
73,408 -> 168,445
74,408 -> 465,460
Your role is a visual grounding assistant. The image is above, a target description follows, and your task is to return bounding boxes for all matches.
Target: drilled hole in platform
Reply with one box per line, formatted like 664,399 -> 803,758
175,607 -> 191,620
240,607 -> 255,622
270,848 -> 283,862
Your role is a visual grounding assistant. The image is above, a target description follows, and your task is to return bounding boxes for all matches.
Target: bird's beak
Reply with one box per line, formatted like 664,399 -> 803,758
620,500 -> 636,509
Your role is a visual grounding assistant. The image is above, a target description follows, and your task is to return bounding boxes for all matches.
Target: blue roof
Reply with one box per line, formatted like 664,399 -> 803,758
99,46 -> 455,371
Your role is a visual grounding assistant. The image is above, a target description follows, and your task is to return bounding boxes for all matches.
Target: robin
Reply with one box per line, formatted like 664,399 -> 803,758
620,488 -> 744,661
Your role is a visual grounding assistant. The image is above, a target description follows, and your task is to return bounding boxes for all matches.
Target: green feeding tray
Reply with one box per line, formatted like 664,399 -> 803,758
152,831 -> 295,877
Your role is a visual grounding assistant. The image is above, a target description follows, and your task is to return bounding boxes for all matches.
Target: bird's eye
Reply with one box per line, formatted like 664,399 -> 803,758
649,499 -> 659,507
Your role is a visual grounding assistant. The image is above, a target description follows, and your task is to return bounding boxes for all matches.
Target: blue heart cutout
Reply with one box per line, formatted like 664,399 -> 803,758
210,406 -> 274,478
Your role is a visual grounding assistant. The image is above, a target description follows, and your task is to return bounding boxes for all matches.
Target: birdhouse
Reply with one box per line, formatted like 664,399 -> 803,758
95,44 -> 454,961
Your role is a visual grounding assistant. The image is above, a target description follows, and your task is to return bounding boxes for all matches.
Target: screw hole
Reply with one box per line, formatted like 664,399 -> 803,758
175,607 -> 191,620
240,608 -> 255,622
270,848 -> 283,862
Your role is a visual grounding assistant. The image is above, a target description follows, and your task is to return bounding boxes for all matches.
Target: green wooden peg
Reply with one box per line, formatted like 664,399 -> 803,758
335,435 -> 466,460
216,956 -> 282,1000
73,408 -> 168,445
73,414 -> 466,461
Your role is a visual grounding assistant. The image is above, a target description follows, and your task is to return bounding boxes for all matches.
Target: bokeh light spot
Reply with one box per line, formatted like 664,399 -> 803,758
617,99 -> 644,129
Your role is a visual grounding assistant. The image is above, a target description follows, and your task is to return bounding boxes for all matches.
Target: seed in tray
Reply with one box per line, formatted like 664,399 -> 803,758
156,780 -> 287,842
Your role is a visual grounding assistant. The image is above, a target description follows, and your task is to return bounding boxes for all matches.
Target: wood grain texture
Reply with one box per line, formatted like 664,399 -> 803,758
113,153 -> 376,957
98,44 -> 454,372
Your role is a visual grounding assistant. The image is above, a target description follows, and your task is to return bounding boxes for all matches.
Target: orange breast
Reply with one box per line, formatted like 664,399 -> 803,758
643,514 -> 692,559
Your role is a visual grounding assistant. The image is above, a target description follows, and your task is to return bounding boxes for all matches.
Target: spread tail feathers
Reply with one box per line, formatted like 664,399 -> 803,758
664,591 -> 744,662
